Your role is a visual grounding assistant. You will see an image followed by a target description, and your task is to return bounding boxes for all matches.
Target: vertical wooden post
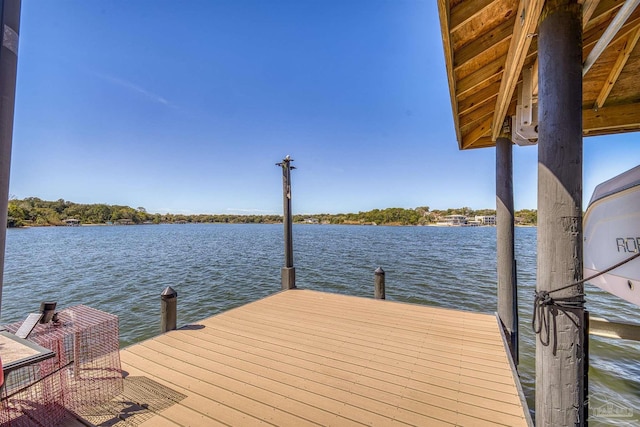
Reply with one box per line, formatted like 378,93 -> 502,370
374,267 -> 385,299
161,286 -> 178,333
496,132 -> 518,365
0,0 -> 21,318
536,2 -> 585,426
277,156 -> 296,290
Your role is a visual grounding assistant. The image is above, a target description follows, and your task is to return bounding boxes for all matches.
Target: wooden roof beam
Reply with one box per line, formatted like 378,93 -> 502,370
437,0 -> 463,148
450,0 -> 494,33
583,102 -> 640,135
594,26 -> 640,109
491,0 -> 544,141
583,0 -> 640,76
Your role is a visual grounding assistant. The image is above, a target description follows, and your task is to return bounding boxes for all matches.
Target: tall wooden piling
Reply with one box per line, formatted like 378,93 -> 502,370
536,1 -> 585,425
161,286 -> 178,333
277,156 -> 296,290
0,0 -> 21,318
496,133 -> 518,364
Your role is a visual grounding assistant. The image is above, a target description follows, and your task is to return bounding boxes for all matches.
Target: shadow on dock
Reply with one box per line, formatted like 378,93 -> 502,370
75,376 -> 187,426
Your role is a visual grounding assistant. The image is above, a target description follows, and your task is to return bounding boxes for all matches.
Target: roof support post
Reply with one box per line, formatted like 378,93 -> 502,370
536,1 -> 586,426
496,125 -> 518,365
0,0 -> 21,318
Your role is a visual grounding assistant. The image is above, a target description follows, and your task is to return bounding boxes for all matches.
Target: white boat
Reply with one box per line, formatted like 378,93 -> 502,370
583,165 -> 640,306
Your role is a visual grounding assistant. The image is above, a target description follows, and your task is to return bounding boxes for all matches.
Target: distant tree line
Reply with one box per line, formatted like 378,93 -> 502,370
6,198 -> 537,227
6,197 -> 283,227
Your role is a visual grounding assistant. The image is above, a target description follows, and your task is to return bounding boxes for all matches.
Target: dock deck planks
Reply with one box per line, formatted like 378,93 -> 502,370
117,289 -> 530,426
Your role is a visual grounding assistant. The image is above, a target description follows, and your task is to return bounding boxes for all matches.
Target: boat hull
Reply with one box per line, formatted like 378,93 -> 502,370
584,165 -> 640,306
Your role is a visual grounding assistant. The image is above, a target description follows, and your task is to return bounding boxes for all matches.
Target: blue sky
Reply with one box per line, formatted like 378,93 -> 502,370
9,0 -> 639,215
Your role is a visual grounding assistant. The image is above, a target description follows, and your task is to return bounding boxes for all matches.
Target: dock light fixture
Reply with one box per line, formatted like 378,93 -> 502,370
276,155 -> 296,290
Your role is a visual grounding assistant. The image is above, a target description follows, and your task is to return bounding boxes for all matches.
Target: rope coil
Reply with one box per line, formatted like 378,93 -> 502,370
532,251 -> 640,353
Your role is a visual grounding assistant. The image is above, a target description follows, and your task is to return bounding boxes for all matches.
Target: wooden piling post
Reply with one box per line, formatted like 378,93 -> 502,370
536,2 -> 585,425
0,0 -> 21,318
496,132 -> 518,364
277,156 -> 296,290
161,286 -> 178,333
374,267 -> 385,299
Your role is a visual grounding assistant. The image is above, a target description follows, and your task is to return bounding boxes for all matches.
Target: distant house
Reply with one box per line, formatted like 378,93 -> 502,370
63,218 -> 80,226
475,215 -> 496,225
304,218 -> 319,224
117,219 -> 133,225
436,215 -> 467,226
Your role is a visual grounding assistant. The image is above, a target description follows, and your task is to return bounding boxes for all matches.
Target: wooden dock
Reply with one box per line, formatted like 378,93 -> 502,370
79,290 -> 531,426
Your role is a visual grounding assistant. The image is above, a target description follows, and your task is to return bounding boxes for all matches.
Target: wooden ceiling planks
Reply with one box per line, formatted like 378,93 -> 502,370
455,41 -> 509,82
594,26 -> 640,108
609,35 -> 640,102
583,6 -> 640,58
438,0 -> 462,146
454,17 -> 515,71
456,55 -> 506,98
458,81 -> 501,116
450,1 -> 515,51
587,0 -> 622,31
582,0 -> 602,28
583,40 -> 623,105
460,104 -> 495,133
450,0 -> 495,33
439,0 -> 640,150
462,116 -> 493,149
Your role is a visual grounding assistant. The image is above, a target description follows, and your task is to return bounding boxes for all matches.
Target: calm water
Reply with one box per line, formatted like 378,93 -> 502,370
2,224 -> 638,425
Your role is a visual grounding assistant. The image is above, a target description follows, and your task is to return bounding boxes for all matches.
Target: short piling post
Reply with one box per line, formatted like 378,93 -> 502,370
374,267 -> 385,299
160,286 -> 178,333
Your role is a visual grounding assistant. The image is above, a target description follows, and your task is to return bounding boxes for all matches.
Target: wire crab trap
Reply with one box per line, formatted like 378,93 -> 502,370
1,305 -> 123,426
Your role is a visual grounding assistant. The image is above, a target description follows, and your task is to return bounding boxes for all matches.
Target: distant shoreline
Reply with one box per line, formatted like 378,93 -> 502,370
9,222 -> 537,229
7,197 -> 538,227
